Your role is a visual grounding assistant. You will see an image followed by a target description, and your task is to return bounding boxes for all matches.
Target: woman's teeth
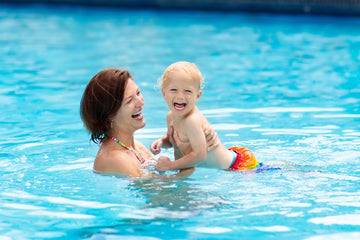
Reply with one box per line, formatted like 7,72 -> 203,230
132,112 -> 143,120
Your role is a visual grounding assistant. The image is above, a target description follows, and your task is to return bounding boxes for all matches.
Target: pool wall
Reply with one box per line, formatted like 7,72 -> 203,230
2,0 -> 360,16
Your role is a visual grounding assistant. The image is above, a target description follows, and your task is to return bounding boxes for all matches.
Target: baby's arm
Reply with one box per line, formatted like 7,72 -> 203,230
150,112 -> 173,155
157,116 -> 207,170
150,134 -> 172,155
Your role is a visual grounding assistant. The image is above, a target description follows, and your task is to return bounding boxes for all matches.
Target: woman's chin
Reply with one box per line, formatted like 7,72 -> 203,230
136,119 -> 146,129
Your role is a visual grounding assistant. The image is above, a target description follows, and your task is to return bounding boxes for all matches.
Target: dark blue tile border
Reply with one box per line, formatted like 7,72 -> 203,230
1,0 -> 360,16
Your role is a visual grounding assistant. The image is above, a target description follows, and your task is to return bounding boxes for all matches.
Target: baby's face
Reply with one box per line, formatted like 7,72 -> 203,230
161,70 -> 202,117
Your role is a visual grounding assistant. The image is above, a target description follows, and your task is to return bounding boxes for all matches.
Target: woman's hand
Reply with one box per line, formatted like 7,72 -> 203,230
204,127 -> 219,151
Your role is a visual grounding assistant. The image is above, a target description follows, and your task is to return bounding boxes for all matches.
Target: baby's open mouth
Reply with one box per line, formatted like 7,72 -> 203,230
174,103 -> 186,110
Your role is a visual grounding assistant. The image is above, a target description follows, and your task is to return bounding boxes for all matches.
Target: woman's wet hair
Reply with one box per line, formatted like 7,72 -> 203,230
80,68 -> 131,143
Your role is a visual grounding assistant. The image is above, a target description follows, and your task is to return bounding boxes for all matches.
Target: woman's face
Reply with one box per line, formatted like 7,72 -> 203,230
112,78 -> 145,134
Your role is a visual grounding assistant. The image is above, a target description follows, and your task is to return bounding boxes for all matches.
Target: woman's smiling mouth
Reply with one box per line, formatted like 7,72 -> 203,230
132,111 -> 143,120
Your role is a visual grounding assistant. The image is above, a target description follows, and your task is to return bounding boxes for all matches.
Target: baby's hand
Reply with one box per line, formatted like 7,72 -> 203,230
150,139 -> 162,155
157,156 -> 173,170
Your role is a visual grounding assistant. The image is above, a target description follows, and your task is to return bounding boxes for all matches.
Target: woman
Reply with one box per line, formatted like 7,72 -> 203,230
80,68 -> 218,177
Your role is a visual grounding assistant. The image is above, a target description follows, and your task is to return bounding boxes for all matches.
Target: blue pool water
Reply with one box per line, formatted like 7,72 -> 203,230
1,4 -> 360,239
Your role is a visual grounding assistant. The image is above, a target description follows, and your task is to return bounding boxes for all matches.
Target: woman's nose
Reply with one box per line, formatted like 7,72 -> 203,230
136,94 -> 144,106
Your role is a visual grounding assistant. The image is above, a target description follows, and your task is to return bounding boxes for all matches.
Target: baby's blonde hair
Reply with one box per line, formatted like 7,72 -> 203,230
160,61 -> 204,89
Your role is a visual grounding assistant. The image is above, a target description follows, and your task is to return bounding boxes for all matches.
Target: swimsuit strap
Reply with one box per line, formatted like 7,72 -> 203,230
109,135 -> 145,164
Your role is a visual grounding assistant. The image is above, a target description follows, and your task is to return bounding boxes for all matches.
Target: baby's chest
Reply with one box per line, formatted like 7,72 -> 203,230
169,121 -> 190,142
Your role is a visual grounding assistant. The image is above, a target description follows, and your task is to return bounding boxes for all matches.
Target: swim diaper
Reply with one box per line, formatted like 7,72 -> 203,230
228,146 -> 259,171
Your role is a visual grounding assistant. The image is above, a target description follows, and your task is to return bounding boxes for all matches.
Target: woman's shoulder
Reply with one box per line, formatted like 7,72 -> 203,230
93,145 -> 119,170
94,144 -> 141,176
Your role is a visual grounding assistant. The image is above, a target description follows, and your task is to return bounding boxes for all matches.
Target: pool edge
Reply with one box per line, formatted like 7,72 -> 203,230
2,0 -> 360,16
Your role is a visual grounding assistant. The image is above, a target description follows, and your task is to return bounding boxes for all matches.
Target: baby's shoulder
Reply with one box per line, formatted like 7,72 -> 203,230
166,111 -> 173,122
185,109 -> 207,126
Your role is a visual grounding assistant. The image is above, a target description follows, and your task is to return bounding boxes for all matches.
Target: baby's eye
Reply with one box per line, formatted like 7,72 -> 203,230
185,90 -> 192,93
170,89 -> 177,92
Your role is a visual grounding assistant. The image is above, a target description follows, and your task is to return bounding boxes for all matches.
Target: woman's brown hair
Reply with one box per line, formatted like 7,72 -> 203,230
80,68 -> 131,143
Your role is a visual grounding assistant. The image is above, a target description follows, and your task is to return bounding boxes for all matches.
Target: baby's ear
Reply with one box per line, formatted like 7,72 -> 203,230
161,88 -> 165,97
196,90 -> 202,101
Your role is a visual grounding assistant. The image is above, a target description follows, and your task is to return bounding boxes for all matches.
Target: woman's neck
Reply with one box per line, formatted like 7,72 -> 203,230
109,129 -> 135,148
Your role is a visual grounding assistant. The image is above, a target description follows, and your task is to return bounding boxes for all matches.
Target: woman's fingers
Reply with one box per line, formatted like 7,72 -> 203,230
204,127 -> 219,151
204,127 -> 212,140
